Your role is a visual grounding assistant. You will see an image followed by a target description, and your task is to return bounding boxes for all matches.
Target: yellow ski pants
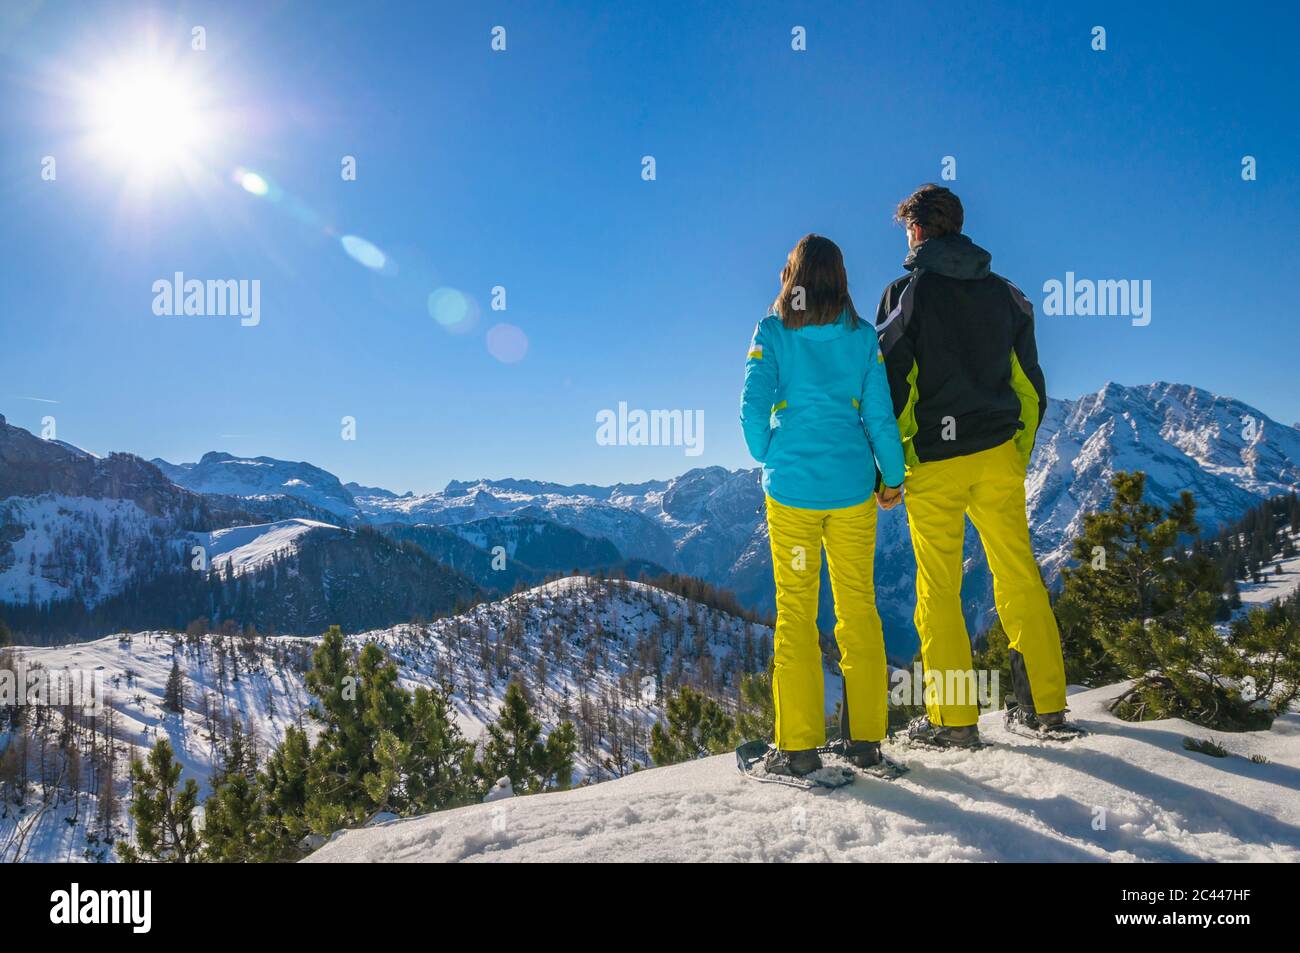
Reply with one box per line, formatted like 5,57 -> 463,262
905,439 -> 1067,726
766,496 -> 888,750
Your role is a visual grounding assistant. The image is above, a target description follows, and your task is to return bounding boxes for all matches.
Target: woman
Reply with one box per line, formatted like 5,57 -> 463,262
740,234 -> 906,775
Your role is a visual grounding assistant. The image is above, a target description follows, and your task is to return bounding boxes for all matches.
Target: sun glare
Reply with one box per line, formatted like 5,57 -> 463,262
82,60 -> 210,177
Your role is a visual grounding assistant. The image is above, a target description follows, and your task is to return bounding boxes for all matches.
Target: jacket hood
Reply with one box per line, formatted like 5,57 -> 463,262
774,309 -> 863,340
903,233 -> 992,280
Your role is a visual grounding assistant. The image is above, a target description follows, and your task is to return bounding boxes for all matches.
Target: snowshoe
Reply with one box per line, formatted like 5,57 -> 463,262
735,740 -> 854,790
828,739 -> 882,769
765,746 -> 823,776
901,715 -> 984,750
822,739 -> 910,780
1003,697 -> 1088,741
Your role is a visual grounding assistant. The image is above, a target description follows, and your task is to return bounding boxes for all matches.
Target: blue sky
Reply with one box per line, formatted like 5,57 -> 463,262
2,0 -> 1297,493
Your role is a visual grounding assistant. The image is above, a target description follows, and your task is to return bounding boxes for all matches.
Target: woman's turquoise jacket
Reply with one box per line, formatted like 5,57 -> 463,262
740,310 -> 906,510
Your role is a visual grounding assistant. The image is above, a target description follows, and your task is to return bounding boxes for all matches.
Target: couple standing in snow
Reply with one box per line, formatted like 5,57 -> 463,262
740,184 -> 1076,778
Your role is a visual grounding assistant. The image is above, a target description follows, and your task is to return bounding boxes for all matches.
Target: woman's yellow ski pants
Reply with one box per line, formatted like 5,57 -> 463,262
766,495 -> 888,750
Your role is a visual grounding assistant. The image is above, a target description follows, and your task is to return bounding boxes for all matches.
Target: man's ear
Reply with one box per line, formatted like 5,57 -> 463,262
910,223 -> 925,243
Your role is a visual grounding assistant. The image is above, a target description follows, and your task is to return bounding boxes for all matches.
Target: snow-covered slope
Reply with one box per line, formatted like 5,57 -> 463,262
193,518 -> 341,575
1,578 -> 784,862
303,684 -> 1300,864
0,628 -> 313,862
1230,530 -> 1300,619
0,415 -> 212,608
0,495 -> 185,604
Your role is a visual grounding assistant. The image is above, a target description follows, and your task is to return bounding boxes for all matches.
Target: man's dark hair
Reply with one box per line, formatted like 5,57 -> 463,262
895,184 -> 963,238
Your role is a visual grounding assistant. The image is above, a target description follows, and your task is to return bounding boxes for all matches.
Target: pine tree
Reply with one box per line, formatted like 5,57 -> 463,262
480,681 -> 546,794
649,685 -> 734,766
163,658 -> 184,714
539,721 -> 578,790
362,730 -> 408,814
304,627 -> 375,833
1054,471 -> 1221,686
304,628 -> 419,831
215,718 -> 255,786
202,770 -> 263,863
731,667 -> 775,744
1225,596 -> 1300,722
404,685 -> 474,812
255,725 -> 311,860
118,738 -> 201,863
1058,471 -> 1285,729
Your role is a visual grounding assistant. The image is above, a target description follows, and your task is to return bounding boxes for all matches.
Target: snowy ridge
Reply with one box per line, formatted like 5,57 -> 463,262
194,518 -> 340,576
303,684 -> 1300,863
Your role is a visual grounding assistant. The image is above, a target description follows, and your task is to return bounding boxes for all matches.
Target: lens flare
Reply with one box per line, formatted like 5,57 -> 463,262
340,235 -> 387,271
486,323 -> 529,363
427,287 -> 479,334
238,170 -> 269,196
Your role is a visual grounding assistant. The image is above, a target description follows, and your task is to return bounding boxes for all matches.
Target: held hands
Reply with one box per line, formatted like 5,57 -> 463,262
876,483 -> 904,511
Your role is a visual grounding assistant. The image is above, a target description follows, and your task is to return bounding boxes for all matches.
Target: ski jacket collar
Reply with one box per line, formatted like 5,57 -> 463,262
780,308 -> 861,340
903,233 -> 992,280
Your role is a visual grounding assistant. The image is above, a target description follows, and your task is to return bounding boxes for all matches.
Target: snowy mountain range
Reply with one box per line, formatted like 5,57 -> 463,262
2,381 -> 1298,655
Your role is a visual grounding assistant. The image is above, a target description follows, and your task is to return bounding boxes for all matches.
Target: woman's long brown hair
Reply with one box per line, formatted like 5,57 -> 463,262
771,234 -> 859,329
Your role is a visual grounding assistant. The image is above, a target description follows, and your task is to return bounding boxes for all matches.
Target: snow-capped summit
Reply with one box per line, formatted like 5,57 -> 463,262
153,451 -> 357,518
1027,382 -> 1300,574
344,481 -> 404,500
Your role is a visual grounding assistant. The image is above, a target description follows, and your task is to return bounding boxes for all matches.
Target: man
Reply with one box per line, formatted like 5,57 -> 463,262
876,184 -> 1078,746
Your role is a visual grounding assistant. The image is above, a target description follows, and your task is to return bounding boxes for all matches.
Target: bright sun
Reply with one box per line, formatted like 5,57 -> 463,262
83,61 -> 209,174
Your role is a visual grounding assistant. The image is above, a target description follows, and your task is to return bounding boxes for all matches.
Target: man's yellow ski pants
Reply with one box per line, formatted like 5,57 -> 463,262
766,496 -> 887,750
906,438 -> 1067,726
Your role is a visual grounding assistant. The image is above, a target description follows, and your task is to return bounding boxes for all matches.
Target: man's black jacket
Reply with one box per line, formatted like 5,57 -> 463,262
875,233 -> 1047,468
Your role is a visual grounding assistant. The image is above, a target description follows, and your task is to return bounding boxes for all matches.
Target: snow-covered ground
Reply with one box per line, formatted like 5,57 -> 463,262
1232,531 -> 1300,618
304,684 -> 1300,863
0,629 -> 313,862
